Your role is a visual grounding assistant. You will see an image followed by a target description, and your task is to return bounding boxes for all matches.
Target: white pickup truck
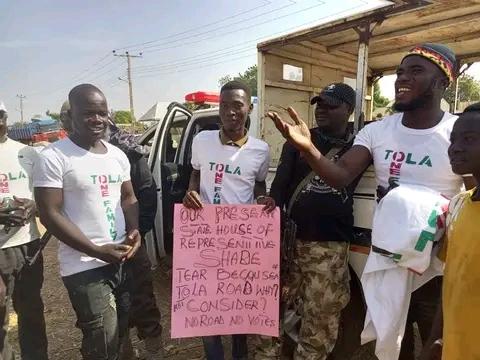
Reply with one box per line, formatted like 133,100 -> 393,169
138,101 -> 374,271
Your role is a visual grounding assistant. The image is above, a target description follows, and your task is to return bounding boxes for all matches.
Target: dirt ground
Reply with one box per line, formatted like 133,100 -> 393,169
8,238 -> 207,359
8,238 -> 379,359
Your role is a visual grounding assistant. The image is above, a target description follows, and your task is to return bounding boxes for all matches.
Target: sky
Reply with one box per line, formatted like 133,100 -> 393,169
1,0 -> 479,123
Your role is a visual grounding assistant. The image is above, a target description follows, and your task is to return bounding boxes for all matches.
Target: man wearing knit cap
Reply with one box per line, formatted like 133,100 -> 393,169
267,43 -> 474,359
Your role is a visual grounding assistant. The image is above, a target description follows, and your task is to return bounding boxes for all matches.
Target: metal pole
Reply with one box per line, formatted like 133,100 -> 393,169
112,50 -> 142,132
354,23 -> 372,134
454,76 -> 460,113
17,94 -> 26,124
127,53 -> 135,127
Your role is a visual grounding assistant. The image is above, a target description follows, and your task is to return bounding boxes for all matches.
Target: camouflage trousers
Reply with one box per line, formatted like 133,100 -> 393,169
254,240 -> 350,360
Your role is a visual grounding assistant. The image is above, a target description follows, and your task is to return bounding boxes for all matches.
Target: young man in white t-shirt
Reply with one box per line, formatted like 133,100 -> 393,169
33,84 -> 141,360
267,44 -> 475,359
0,101 -> 48,360
183,80 -> 275,360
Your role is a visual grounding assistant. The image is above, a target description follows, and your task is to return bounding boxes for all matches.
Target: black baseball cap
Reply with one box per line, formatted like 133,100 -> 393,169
310,83 -> 356,108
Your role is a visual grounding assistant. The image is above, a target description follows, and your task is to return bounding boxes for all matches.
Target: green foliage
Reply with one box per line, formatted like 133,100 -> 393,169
113,110 -> 134,124
218,75 -> 233,87
46,110 -> 60,121
182,103 -> 212,111
373,82 -> 390,111
444,74 -> 480,111
219,65 -> 257,96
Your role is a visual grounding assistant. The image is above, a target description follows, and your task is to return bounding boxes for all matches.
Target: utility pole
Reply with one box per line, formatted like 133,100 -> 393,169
16,94 -> 26,124
113,50 -> 142,130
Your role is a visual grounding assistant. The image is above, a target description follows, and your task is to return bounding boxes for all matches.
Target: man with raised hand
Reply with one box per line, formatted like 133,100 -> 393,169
267,43 -> 474,359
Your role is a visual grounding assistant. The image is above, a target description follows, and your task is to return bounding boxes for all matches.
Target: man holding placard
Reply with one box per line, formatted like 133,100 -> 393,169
182,80 -> 276,360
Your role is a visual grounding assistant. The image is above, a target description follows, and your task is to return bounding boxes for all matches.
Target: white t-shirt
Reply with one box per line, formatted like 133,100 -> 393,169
33,138 -> 131,276
354,112 -> 463,199
0,138 -> 40,249
191,130 -> 270,205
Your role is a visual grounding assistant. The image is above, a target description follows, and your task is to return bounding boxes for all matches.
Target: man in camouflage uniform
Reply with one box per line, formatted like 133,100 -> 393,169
256,83 -> 358,359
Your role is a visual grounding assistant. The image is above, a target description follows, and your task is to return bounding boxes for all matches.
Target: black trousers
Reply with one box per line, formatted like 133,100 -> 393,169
0,239 -> 48,360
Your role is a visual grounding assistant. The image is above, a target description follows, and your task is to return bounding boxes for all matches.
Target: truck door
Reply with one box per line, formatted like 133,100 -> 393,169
146,103 -> 191,261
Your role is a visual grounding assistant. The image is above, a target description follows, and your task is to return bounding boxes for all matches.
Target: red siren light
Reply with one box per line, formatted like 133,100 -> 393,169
184,91 -> 220,105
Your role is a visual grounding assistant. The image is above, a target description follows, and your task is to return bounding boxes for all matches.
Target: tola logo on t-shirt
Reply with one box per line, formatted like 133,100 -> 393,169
90,174 -> 123,197
0,171 -> 27,194
208,162 -> 242,204
102,200 -> 117,241
385,150 -> 432,182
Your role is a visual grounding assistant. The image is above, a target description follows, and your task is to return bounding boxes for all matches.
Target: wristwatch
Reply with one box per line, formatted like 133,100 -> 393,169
256,195 -> 267,203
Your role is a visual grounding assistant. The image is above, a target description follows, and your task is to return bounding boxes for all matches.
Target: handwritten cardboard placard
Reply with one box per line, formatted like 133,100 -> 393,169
171,204 -> 281,338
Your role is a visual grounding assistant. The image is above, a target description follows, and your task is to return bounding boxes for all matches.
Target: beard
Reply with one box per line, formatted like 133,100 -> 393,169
393,80 -> 436,112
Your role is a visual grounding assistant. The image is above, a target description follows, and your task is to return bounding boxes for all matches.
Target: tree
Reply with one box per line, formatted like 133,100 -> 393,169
46,110 -> 60,121
219,65 -> 257,96
373,82 -> 390,111
218,75 -> 233,87
444,74 -> 480,111
182,103 -> 212,111
113,110 -> 134,124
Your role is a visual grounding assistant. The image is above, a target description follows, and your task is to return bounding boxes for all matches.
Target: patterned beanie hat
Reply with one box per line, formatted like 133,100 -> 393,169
403,43 -> 457,84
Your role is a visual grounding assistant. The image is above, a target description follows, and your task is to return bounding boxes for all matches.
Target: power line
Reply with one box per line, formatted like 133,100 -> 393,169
26,52 -> 118,97
88,58 -> 124,83
130,1 -> 367,78
134,53 -> 257,79
114,0 -> 276,51
141,0 -> 301,52
141,0 -> 372,55
134,46 -> 254,74
134,43 -> 255,71
27,0 -> 368,100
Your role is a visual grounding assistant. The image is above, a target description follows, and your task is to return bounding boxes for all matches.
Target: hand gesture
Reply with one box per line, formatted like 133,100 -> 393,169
183,190 -> 203,210
93,243 -> 132,263
267,107 -> 313,153
257,196 -> 276,213
123,229 -> 141,260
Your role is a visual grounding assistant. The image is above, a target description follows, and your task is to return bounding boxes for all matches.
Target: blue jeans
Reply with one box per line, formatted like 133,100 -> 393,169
63,263 -> 130,360
202,334 -> 248,360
